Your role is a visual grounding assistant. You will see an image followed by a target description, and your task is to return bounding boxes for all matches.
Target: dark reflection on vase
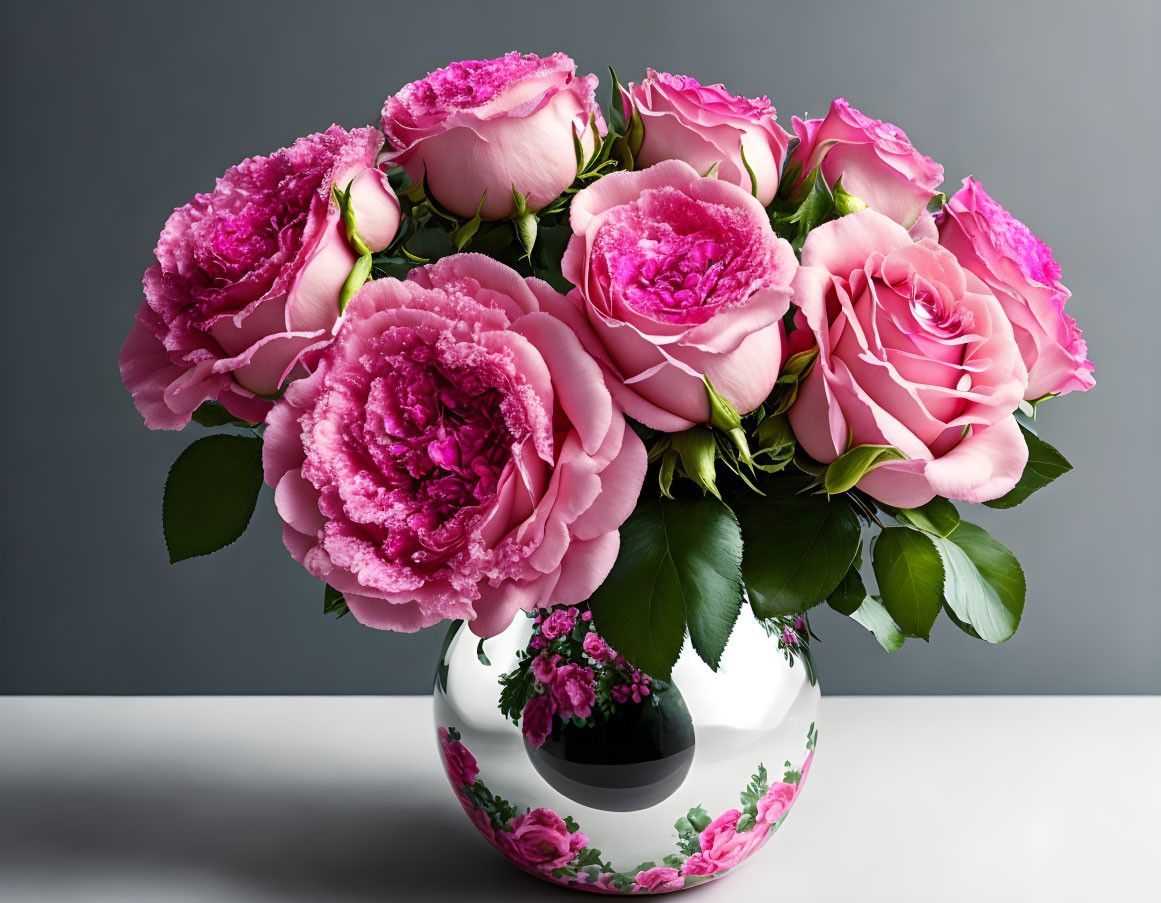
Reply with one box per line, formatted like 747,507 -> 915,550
525,683 -> 695,811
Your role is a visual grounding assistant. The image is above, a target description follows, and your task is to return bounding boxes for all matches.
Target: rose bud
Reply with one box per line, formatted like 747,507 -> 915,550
380,52 -> 606,220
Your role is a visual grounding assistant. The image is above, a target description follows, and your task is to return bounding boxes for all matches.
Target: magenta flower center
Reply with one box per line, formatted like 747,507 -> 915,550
595,187 -> 774,325
972,185 -> 1063,290
395,52 -> 567,120
307,335 -> 527,573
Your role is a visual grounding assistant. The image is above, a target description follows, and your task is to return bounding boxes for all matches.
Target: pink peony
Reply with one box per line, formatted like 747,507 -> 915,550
581,631 -> 610,662
553,160 -> 797,430
380,52 -> 606,220
624,70 -> 792,205
521,693 -> 556,748
549,663 -> 596,720
438,727 -> 479,787
785,98 -> 943,228
539,607 -> 578,641
530,652 -> 562,685
120,126 -> 401,429
937,177 -> 1093,400
633,866 -> 685,891
787,210 -> 1029,507
497,808 -> 588,872
262,254 -> 646,635
755,781 -> 797,827
680,809 -> 763,877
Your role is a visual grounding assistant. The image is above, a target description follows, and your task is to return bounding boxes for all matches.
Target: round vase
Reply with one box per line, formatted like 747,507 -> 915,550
433,607 -> 820,894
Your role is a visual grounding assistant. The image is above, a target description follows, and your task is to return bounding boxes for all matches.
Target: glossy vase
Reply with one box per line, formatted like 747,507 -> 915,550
433,606 -> 820,894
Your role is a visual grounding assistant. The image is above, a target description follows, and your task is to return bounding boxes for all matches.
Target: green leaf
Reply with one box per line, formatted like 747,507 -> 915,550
736,486 -> 861,617
163,435 -> 264,563
607,66 -> 628,134
451,191 -> 487,250
931,522 -> 1025,643
686,805 -> 712,833
404,226 -> 455,263
323,584 -> 349,619
849,595 -> 905,652
832,176 -> 868,216
926,192 -> 948,213
338,253 -> 372,312
895,497 -> 960,537
823,444 -> 906,495
739,145 -> 759,200
983,426 -> 1072,509
826,564 -> 867,616
190,401 -> 254,428
589,496 -> 744,677
787,167 -> 835,251
872,527 -> 944,639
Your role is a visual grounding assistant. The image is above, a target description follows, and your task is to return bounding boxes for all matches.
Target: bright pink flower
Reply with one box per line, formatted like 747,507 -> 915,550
468,804 -> 497,845
624,70 -> 791,205
680,809 -> 763,876
633,866 -> 684,891
581,631 -> 610,662
755,781 -> 797,827
521,693 -> 556,748
262,254 -> 646,635
438,727 -> 479,787
938,177 -> 1093,399
549,663 -> 596,720
380,52 -> 606,220
497,808 -> 588,872
787,210 -> 1029,507
786,98 -> 943,228
120,126 -> 401,429
553,160 -> 797,430
539,608 -> 578,641
530,652 -> 562,685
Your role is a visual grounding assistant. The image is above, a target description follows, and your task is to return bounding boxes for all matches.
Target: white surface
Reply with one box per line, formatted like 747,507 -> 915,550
1,696 -> 1157,902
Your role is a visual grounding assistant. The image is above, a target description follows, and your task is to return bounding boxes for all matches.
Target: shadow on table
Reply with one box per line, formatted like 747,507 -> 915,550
0,773 -> 560,901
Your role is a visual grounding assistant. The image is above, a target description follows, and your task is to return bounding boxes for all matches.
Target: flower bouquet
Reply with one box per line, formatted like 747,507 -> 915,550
120,51 -> 1092,894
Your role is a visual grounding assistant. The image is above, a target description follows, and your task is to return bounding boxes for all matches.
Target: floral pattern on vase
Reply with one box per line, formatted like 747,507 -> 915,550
438,723 -> 817,893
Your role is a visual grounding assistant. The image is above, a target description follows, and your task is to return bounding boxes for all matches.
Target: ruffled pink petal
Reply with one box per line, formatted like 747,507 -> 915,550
923,415 -> 1028,502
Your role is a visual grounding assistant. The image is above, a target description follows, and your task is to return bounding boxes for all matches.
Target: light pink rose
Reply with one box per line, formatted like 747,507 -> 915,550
380,52 -> 606,220
787,210 -> 1029,507
521,693 -> 556,748
679,809 -> 761,877
755,781 -> 797,827
549,663 -> 596,720
497,808 -> 588,872
120,125 -> 401,429
438,727 -> 479,787
786,98 -> 943,228
262,254 -> 646,635
582,631 -> 611,662
633,866 -> 684,891
553,160 -> 797,430
624,70 -> 791,205
937,177 -> 1094,400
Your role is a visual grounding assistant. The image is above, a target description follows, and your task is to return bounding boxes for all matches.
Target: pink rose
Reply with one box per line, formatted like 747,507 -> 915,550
755,781 -> 797,827
262,254 -> 646,635
624,70 -> 792,205
539,607 -> 578,641
581,631 -> 610,662
438,727 -> 479,787
120,126 -> 401,429
937,177 -> 1094,399
553,160 -> 797,430
633,866 -> 684,891
497,808 -> 588,872
549,663 -> 596,720
801,751 -> 813,785
521,693 -> 556,748
380,52 -> 606,220
468,804 -> 497,846
530,652 -> 561,685
679,809 -> 760,876
786,98 -> 943,228
787,211 -> 1029,507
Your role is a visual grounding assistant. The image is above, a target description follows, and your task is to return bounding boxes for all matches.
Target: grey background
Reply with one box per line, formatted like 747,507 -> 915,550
1,0 -> 1157,695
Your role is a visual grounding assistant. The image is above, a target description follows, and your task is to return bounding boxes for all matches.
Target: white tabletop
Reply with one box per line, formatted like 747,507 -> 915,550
0,696 -> 1157,902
